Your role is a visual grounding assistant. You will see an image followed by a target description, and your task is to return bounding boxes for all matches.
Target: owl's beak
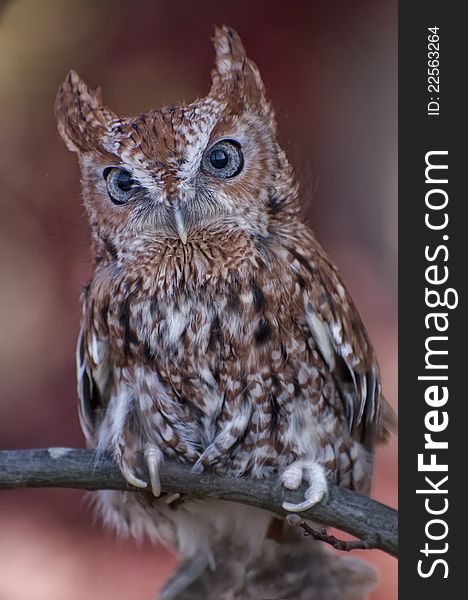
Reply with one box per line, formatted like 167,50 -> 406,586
172,205 -> 188,244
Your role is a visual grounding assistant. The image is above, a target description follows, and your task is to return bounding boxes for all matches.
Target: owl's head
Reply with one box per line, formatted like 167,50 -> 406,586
55,26 -> 299,258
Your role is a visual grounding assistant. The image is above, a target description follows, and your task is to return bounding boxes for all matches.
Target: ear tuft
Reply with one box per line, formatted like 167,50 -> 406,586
212,25 -> 247,78
54,71 -> 115,153
210,26 -> 271,118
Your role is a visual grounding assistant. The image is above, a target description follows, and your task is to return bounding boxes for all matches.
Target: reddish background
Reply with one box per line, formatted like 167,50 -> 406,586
0,0 -> 397,598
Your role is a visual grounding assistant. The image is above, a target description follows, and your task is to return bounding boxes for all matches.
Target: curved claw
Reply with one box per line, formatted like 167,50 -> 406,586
281,460 -> 328,513
145,444 -> 163,497
282,493 -> 325,513
165,492 -> 181,505
148,462 -> 161,497
120,462 -> 148,489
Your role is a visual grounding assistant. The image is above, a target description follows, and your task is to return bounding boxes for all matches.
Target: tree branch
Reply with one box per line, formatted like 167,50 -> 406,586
0,448 -> 397,558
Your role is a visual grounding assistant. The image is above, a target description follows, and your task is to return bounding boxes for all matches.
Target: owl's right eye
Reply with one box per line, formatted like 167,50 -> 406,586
103,167 -> 139,205
201,140 -> 243,179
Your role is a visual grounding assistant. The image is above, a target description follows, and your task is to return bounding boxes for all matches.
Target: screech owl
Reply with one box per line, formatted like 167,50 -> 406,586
55,26 -> 392,600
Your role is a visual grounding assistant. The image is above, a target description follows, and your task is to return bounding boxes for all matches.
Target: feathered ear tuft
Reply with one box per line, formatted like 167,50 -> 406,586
54,71 -> 117,153
212,25 -> 248,78
210,26 -> 271,117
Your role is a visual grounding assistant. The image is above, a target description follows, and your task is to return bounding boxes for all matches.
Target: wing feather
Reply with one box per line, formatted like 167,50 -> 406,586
287,240 -> 388,447
76,325 -> 110,446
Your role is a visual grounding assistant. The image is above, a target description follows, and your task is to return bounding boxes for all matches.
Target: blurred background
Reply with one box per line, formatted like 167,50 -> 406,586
0,0 -> 397,598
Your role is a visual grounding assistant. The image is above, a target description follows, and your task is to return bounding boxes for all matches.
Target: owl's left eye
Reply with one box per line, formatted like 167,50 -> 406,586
201,140 -> 243,179
103,167 -> 139,205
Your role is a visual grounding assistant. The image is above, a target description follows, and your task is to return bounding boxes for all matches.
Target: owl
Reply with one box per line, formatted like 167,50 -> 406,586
55,26 -> 392,600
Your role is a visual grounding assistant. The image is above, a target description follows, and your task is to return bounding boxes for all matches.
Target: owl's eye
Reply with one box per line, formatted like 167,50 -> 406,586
202,140 -> 243,179
103,167 -> 138,205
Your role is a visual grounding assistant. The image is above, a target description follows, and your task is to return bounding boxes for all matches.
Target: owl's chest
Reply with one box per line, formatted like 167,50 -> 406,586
93,264 -> 347,476
105,270 -> 299,423
105,278 -> 278,464
113,282 -> 277,395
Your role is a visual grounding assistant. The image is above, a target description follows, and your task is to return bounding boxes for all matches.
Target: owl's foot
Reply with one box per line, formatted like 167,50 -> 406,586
117,443 -> 164,497
281,460 -> 328,513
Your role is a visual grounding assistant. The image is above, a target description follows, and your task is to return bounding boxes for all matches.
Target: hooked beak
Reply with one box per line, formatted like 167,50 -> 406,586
171,205 -> 188,244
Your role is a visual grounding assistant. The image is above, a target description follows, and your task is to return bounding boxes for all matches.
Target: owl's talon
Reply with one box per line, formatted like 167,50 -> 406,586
281,461 -> 328,513
120,459 -> 148,489
118,444 -> 148,489
145,444 -> 163,497
165,492 -> 181,505
191,461 -> 204,475
282,496 -> 324,513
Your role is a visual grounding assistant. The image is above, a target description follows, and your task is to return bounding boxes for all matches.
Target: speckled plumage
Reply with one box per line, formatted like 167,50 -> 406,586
56,26 -> 391,600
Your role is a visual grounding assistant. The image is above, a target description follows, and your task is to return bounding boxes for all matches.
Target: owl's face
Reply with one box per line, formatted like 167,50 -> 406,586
55,27 -> 297,257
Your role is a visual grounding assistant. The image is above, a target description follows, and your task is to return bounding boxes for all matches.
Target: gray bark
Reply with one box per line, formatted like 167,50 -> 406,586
0,448 -> 397,558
